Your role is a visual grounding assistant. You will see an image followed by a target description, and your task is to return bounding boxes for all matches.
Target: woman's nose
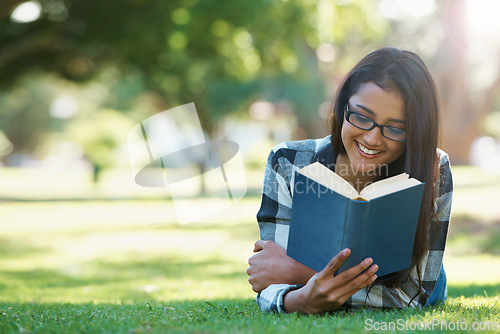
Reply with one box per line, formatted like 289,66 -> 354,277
363,126 -> 384,146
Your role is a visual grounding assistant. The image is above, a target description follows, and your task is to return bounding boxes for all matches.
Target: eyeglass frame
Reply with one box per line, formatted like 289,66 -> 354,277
344,105 -> 407,143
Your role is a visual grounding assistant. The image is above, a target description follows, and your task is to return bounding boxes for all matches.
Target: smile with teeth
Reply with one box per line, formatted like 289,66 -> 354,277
357,142 -> 382,155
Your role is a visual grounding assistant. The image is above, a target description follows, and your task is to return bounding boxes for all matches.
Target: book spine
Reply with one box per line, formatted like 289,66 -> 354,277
337,199 -> 371,274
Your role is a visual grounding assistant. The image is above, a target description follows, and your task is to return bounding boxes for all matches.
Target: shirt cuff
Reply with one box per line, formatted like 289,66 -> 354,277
256,284 -> 303,313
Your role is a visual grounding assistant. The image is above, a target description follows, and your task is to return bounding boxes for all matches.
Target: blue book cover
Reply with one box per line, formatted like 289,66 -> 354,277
287,162 -> 425,277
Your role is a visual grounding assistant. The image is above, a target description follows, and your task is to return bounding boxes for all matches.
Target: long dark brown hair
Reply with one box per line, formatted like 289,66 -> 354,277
330,47 -> 439,300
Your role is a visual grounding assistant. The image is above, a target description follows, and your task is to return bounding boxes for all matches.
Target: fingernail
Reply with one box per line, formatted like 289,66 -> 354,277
372,264 -> 379,272
364,258 -> 373,265
343,248 -> 349,256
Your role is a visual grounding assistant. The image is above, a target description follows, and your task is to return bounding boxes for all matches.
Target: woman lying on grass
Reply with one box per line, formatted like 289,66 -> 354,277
247,47 -> 453,314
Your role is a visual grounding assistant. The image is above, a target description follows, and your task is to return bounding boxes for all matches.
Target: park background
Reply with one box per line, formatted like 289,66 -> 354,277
0,0 -> 499,333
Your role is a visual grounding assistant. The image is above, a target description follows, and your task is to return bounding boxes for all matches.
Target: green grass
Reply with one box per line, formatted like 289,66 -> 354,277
0,166 -> 499,333
1,299 -> 499,333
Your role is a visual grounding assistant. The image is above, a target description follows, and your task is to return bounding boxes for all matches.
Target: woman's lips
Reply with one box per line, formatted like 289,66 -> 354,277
356,141 -> 383,158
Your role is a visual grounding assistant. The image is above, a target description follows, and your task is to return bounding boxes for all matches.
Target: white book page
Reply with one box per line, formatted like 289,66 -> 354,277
298,162 -> 359,199
361,177 -> 421,200
359,173 -> 409,198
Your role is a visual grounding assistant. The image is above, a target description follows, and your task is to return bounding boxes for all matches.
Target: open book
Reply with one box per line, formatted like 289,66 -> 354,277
298,162 -> 421,201
287,162 -> 425,277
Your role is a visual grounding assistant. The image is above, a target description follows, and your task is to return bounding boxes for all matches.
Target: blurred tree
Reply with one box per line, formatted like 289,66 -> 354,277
375,0 -> 500,164
0,0 -> 388,142
433,0 -> 500,164
1,0 -> 391,191
0,74 -> 60,162
65,109 -> 134,183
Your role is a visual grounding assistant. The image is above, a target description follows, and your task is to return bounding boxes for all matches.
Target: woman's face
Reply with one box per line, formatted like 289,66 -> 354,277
341,81 -> 406,175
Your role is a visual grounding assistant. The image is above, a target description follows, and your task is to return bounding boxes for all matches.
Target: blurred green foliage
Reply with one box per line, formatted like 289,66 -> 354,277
65,109 -> 135,181
0,0 -> 388,169
0,74 -> 60,155
482,111 -> 500,137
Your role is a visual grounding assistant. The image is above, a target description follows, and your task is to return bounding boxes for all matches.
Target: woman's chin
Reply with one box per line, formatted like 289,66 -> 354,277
345,159 -> 378,175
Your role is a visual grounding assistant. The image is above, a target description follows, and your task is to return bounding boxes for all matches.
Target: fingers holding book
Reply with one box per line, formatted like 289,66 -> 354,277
283,248 -> 378,314
331,255 -> 379,300
322,248 -> 352,276
316,248 -> 378,300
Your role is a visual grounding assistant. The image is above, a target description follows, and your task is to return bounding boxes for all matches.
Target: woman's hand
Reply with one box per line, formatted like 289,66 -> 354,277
283,248 -> 378,314
247,240 -> 316,293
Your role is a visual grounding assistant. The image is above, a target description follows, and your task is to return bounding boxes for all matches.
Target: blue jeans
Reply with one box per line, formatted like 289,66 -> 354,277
425,264 -> 447,306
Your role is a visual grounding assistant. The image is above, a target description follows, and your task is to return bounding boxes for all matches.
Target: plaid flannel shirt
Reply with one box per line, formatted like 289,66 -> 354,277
255,135 -> 453,313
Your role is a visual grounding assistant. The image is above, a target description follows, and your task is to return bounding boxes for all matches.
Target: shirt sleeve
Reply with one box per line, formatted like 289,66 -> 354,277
255,147 -> 303,312
256,147 -> 295,248
256,284 -> 303,313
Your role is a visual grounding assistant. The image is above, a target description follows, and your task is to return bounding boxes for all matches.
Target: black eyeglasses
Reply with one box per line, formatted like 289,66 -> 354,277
345,105 -> 407,143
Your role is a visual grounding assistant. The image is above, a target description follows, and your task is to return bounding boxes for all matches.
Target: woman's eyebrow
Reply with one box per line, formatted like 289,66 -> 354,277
355,104 -> 406,124
355,104 -> 375,115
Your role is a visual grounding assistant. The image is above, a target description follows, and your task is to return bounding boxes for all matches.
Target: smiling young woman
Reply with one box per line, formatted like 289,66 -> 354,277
247,47 -> 453,314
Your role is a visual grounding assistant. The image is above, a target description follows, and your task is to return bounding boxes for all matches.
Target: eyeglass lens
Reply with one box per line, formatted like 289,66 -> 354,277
347,111 -> 406,142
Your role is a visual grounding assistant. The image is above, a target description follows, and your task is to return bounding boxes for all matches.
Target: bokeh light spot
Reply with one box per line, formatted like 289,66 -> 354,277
10,1 -> 42,23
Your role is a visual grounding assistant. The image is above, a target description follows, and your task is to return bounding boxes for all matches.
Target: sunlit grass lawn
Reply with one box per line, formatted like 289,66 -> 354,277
0,166 -> 499,333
